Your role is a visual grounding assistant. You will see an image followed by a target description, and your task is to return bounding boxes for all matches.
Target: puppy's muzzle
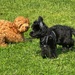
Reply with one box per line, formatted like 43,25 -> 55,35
30,31 -> 34,36
25,26 -> 30,29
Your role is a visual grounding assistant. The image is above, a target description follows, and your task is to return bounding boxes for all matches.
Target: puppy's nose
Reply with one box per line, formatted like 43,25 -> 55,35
30,31 -> 33,36
25,26 -> 30,29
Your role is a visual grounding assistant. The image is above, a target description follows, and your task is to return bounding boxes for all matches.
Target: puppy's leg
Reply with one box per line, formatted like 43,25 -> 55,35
42,46 -> 51,58
41,47 -> 47,58
63,38 -> 74,50
49,43 -> 57,58
50,48 -> 57,58
62,44 -> 68,52
46,46 -> 51,58
41,45 -> 53,58
57,37 -> 61,43
0,34 -> 7,47
68,39 -> 74,50
41,45 -> 57,58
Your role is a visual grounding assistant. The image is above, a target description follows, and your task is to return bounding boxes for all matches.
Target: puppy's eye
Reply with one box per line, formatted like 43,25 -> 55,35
19,24 -> 22,28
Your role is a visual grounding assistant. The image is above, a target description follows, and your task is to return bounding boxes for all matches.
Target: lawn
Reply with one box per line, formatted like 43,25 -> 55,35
0,0 -> 75,75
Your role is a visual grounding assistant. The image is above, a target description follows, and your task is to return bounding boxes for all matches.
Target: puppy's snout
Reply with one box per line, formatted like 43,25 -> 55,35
30,31 -> 33,34
30,31 -> 34,36
25,26 -> 30,29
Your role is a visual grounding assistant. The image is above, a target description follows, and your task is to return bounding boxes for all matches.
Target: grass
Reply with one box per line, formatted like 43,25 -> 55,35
0,0 -> 75,75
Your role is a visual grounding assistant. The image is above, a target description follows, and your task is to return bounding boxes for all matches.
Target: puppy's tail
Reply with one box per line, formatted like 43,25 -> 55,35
71,28 -> 75,36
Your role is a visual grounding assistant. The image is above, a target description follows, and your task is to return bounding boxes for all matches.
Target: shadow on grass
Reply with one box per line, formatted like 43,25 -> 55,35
35,46 -> 75,58
57,46 -> 75,55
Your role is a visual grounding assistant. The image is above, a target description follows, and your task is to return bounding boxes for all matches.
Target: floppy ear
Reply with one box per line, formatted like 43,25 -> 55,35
38,16 -> 43,22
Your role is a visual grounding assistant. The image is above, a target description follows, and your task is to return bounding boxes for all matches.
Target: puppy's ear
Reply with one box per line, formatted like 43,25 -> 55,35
38,16 -> 43,22
40,21 -> 44,28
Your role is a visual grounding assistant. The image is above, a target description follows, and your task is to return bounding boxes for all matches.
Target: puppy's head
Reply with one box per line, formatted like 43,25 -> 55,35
30,16 -> 48,38
14,16 -> 30,33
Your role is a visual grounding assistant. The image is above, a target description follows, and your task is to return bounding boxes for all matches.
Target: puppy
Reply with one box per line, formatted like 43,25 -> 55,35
30,16 -> 75,58
30,16 -> 57,58
0,16 -> 30,46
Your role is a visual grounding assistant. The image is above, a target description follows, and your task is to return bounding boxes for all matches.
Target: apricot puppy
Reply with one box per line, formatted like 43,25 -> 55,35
0,16 -> 29,46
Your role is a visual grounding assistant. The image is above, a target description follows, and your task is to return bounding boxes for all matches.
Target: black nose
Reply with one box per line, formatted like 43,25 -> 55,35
29,31 -> 33,36
25,26 -> 29,29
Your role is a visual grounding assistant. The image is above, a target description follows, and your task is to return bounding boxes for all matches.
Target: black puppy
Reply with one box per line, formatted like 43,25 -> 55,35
30,16 -> 75,58
30,16 -> 57,58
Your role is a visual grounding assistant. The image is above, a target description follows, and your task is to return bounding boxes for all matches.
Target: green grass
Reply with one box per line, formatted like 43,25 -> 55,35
0,0 -> 75,75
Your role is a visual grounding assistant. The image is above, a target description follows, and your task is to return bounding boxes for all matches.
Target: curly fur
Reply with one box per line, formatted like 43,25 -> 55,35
0,16 -> 30,46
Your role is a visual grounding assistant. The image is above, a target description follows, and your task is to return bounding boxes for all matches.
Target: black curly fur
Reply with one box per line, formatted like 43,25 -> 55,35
30,16 -> 75,58
50,25 -> 75,50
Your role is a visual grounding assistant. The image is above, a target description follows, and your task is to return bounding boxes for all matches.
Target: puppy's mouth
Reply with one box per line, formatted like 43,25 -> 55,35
25,26 -> 30,31
30,31 -> 37,37
30,31 -> 35,37
29,30 -> 41,38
